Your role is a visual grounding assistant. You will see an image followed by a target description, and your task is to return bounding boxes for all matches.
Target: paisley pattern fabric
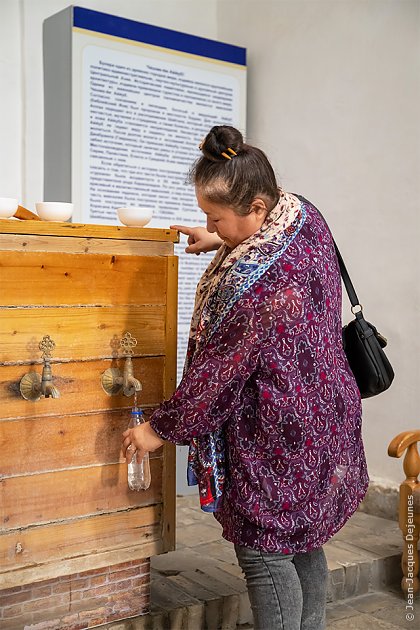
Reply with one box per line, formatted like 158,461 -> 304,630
150,194 -> 369,553
189,190 -> 303,350
185,192 -> 305,511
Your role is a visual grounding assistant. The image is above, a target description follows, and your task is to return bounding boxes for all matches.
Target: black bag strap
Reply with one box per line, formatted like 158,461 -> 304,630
332,240 -> 361,310
294,194 -> 362,311
300,198 -> 388,347
331,238 -> 388,344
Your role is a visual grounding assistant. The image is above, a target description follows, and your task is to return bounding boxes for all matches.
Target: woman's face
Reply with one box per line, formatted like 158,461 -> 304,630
196,189 -> 267,248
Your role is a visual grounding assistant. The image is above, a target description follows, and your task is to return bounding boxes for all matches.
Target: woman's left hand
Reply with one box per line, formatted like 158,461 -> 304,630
122,421 -> 165,463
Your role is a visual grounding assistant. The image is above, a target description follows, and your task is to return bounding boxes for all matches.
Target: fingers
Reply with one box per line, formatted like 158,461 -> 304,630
122,429 -> 138,459
171,225 -> 200,254
122,423 -> 163,461
122,435 -> 132,458
170,224 -> 193,236
125,446 -> 145,464
126,447 -> 135,464
135,449 -> 146,464
185,242 -> 201,255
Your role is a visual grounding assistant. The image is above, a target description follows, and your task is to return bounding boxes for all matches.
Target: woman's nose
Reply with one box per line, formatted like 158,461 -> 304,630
206,217 -> 216,233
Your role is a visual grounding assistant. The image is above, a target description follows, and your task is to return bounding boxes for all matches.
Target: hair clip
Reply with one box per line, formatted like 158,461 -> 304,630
221,147 -> 237,160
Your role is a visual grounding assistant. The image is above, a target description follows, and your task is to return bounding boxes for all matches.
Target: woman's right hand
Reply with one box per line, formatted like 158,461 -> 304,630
171,225 -> 223,255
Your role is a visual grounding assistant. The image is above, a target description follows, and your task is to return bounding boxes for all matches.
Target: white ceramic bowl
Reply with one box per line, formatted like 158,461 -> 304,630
117,207 -> 153,227
35,202 -> 74,222
0,197 -> 18,218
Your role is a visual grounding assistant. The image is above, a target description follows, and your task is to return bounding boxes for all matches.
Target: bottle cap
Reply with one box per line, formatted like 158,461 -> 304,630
131,407 -> 144,415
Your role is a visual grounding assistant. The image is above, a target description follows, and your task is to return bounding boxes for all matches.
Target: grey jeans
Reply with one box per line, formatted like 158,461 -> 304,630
235,544 -> 328,630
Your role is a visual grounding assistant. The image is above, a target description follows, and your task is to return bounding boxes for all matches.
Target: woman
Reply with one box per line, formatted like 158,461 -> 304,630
122,125 -> 369,630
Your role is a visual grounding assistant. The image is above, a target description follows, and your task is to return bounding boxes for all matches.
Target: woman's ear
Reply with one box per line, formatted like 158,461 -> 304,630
250,197 -> 269,216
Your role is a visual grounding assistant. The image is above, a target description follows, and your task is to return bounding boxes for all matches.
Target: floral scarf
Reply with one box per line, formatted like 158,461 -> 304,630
185,191 -> 306,511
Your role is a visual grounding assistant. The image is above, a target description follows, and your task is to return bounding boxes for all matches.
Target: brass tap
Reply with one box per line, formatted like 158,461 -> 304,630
101,332 -> 142,397
40,358 -> 60,398
20,335 -> 60,401
122,355 -> 142,396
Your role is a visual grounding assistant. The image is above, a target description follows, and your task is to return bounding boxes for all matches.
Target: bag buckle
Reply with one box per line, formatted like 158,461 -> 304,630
351,304 -> 363,315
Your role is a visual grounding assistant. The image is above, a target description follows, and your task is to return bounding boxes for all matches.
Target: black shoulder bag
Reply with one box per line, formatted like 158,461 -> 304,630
334,243 -> 394,398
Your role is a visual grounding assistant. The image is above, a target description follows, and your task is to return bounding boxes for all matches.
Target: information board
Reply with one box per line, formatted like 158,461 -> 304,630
44,7 -> 246,378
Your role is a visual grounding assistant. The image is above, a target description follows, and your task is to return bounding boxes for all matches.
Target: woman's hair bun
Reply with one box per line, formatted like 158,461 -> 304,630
201,125 -> 244,162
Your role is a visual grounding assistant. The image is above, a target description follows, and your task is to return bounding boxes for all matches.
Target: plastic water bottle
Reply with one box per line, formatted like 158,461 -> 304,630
127,407 -> 151,491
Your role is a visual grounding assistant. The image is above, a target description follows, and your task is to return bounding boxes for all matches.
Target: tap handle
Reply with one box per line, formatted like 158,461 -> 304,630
20,335 -> 59,401
120,332 -> 137,356
39,335 -> 56,359
101,332 -> 141,397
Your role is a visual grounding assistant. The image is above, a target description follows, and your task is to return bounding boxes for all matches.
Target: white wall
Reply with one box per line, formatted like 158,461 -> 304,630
1,0 -> 418,487
217,0 -> 420,485
0,0 -> 22,199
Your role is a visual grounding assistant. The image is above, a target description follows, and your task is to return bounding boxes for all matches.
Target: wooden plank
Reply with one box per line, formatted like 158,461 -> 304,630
0,227 -> 178,590
0,505 -> 161,572
0,539 -> 163,590
0,252 -> 167,306
0,410 -> 163,477
0,357 -> 164,420
162,443 -> 177,554
162,256 -> 178,553
164,257 -> 179,400
0,305 -> 166,363
0,459 -> 163,530
0,219 -> 179,242
0,233 -> 173,256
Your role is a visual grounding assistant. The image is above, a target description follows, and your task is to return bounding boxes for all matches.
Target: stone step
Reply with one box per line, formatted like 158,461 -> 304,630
105,499 -> 404,630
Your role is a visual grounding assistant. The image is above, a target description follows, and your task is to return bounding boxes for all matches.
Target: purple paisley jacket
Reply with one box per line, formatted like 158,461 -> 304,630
150,196 -> 369,554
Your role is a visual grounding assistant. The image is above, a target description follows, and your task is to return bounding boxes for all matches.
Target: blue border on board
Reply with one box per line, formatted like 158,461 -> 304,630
73,6 -> 246,66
